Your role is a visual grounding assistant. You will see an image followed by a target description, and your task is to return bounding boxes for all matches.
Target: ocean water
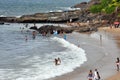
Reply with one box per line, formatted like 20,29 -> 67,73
0,23 -> 87,80
0,0 -> 90,79
0,0 -> 89,17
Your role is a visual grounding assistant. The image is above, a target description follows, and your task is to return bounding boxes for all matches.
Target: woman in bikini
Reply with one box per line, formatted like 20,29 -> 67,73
88,70 -> 93,80
116,57 -> 120,71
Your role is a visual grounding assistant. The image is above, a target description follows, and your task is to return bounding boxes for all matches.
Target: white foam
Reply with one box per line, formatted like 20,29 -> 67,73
0,15 -> 6,17
59,7 -> 81,11
16,15 -> 21,18
0,27 -> 87,80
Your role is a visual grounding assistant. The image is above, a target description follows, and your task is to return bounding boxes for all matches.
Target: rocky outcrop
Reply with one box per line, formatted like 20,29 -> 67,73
72,0 -> 100,10
0,17 -> 17,23
0,10 -> 81,23
30,22 -> 101,34
31,25 -> 73,34
0,0 -> 116,34
18,10 -> 80,23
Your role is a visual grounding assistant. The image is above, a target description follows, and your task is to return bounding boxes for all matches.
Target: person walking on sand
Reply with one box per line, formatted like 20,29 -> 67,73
94,69 -> 101,80
116,57 -> 120,71
88,70 -> 93,80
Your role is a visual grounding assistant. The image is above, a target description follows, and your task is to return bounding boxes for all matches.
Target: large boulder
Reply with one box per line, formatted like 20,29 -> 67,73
36,25 -> 73,34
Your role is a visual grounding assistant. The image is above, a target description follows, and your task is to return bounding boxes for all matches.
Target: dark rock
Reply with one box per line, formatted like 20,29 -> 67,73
30,25 -> 74,34
0,22 -> 4,25
0,17 -> 17,23
29,26 -> 38,30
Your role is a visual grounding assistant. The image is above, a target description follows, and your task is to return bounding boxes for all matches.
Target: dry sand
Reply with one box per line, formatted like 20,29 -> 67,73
99,27 -> 120,80
48,26 -> 120,80
106,72 -> 120,80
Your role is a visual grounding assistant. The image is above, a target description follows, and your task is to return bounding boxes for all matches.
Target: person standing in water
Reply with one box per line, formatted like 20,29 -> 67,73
116,57 -> 120,71
32,31 -> 36,39
100,34 -> 102,46
54,57 -> 61,66
54,58 -> 58,66
63,33 -> 66,40
25,35 -> 28,42
57,57 -> 61,65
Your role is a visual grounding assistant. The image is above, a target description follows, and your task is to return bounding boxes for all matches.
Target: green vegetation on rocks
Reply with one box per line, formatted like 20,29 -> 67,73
90,0 -> 120,14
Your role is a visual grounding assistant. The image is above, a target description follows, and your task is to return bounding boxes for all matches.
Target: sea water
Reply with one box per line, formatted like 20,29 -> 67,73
0,0 -> 90,79
0,0 -> 90,16
0,23 -> 87,80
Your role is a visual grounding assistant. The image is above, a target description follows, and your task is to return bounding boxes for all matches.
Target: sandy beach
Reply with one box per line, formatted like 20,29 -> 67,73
48,26 -> 120,80
106,72 -> 120,80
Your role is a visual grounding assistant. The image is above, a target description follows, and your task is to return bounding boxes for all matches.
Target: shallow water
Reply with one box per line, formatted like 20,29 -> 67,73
0,23 -> 87,80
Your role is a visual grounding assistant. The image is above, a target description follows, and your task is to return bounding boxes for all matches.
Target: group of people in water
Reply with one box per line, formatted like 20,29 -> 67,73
54,57 -> 61,66
20,23 -> 120,80
20,23 -> 64,66
20,24 -> 38,42
88,57 -> 120,80
20,23 -> 67,42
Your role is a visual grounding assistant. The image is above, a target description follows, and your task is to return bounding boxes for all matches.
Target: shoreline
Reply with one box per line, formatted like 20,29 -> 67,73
47,27 -> 120,80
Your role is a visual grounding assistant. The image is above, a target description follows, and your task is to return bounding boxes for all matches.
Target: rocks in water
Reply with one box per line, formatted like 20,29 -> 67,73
0,10 -> 80,23
0,17 -> 17,23
0,22 -> 4,25
38,25 -> 73,34
18,10 -> 80,23
30,25 -> 73,34
29,26 -> 38,30
29,23 -> 99,35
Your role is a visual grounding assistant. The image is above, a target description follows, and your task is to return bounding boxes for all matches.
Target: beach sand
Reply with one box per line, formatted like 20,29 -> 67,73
106,72 -> 120,80
48,27 -> 120,80
99,27 -> 120,80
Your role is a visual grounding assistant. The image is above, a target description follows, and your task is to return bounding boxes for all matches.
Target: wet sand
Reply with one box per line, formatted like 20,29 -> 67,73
48,27 -> 120,80
99,27 -> 120,80
106,72 -> 120,80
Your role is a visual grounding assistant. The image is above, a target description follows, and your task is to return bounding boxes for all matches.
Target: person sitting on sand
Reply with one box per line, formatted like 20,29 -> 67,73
88,70 -> 93,80
116,57 -> 120,71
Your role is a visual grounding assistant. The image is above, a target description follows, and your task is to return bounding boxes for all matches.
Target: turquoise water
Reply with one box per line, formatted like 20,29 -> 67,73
0,0 -> 89,16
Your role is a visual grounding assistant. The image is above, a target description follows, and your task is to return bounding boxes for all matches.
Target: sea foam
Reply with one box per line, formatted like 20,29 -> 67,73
0,32 -> 87,80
